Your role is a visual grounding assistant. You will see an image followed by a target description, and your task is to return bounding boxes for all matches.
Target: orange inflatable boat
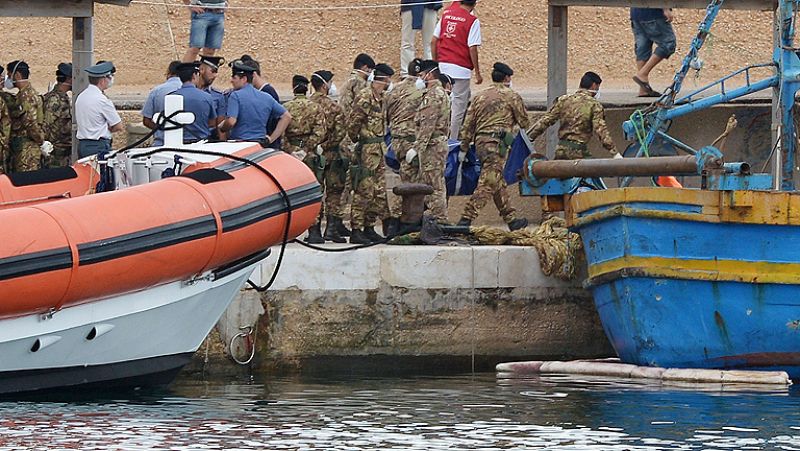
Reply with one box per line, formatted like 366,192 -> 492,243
0,143 -> 321,319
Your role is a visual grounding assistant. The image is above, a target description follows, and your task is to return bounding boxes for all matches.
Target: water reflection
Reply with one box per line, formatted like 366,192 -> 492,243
0,373 -> 799,450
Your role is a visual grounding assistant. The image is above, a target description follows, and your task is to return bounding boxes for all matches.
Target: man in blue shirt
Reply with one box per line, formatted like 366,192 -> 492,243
219,60 -> 292,147
198,55 -> 227,140
171,62 -> 217,143
239,55 -> 282,149
142,61 -> 183,146
630,8 -> 677,97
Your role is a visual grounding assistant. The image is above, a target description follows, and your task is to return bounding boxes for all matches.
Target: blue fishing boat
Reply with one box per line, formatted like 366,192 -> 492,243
521,0 -> 800,377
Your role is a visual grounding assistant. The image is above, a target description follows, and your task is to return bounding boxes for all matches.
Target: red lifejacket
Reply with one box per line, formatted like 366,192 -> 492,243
437,3 -> 477,70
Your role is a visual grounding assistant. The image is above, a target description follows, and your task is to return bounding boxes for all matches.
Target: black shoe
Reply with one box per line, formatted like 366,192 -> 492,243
324,217 -> 346,243
349,229 -> 372,245
336,218 -> 351,237
383,217 -> 400,238
457,217 -> 472,227
304,225 -> 325,244
364,227 -> 384,243
508,218 -> 529,231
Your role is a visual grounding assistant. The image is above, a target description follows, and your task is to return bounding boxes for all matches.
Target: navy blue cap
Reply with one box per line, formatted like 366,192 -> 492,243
229,59 -> 256,76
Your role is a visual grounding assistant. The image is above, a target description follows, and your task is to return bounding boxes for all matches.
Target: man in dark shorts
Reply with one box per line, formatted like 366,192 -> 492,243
631,8 -> 676,97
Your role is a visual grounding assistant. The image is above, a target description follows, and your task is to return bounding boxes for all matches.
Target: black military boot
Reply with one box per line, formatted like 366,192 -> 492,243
324,216 -> 346,243
457,217 -> 472,227
349,228 -> 372,245
336,218 -> 351,237
383,217 -> 400,238
508,218 -> 529,231
304,224 -> 325,244
363,226 -> 385,243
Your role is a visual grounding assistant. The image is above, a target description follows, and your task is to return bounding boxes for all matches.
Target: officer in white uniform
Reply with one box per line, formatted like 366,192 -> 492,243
75,61 -> 123,158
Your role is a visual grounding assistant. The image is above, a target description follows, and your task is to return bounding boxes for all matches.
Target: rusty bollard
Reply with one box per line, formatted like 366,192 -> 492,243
393,183 -> 434,233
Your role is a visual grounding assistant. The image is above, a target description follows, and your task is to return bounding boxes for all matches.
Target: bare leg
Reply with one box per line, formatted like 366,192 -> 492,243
635,60 -> 647,95
183,47 -> 201,63
636,55 -> 664,84
202,48 -> 217,57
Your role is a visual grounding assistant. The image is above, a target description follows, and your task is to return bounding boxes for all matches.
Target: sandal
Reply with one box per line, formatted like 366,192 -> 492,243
633,76 -> 661,97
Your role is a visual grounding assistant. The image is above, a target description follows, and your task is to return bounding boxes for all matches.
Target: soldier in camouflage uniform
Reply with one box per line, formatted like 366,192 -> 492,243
283,75 -> 328,243
42,63 -> 73,167
346,63 -> 394,245
386,58 -> 424,180
413,60 -> 451,222
7,61 -> 48,172
336,53 -> 375,238
527,71 -> 619,160
310,70 -> 348,243
385,58 -> 424,231
457,63 -> 530,231
0,70 -> 12,174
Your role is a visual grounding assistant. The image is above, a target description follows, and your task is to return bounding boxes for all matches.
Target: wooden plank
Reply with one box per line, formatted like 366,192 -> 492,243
546,5 -> 568,160
0,0 -> 93,17
548,0 -> 775,10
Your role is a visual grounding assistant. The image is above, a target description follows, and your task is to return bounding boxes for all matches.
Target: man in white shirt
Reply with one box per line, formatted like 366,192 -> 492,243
75,61 -> 123,158
432,0 -> 482,140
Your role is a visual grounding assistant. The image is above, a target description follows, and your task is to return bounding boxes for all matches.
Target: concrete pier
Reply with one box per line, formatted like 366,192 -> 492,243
189,243 -> 613,374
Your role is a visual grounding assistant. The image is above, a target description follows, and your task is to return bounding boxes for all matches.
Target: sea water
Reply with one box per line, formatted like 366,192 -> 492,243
0,372 -> 799,450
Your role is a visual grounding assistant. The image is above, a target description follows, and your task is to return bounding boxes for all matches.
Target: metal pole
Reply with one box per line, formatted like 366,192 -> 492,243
546,4 -> 568,160
773,6 -> 782,190
530,155 -> 719,179
72,15 -> 94,162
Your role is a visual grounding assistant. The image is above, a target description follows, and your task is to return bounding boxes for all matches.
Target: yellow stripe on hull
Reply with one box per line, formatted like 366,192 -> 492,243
589,256 -> 800,285
568,187 -> 800,227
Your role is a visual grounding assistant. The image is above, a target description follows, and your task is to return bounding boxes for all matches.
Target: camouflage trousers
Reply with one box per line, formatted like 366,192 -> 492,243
394,140 -> 419,184
461,144 -> 517,223
350,143 -> 389,230
13,138 -> 42,172
419,137 -> 448,221
320,150 -> 348,222
554,145 -> 591,160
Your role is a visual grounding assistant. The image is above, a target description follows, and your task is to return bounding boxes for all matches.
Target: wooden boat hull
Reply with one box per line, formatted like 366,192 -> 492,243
570,187 -> 800,377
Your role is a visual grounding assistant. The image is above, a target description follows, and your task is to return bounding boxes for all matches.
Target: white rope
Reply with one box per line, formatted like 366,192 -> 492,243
161,1 -> 180,60
130,0 -> 447,11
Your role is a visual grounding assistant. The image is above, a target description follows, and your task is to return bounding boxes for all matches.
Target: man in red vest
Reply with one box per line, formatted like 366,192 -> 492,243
431,0 -> 482,141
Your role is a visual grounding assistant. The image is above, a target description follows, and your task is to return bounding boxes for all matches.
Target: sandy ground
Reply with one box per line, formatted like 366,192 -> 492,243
1,1 -> 776,94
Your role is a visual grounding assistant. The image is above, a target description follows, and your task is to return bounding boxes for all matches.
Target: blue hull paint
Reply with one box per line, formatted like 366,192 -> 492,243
578,212 -> 800,378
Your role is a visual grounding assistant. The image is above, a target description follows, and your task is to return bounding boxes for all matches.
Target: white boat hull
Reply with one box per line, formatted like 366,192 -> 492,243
0,262 -> 258,395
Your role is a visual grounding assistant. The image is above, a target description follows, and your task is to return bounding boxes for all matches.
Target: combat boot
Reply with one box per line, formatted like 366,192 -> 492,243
336,218 -> 351,237
457,217 -> 472,227
508,218 -> 529,231
304,225 -> 324,244
324,216 -> 346,243
383,217 -> 400,238
349,228 -> 372,245
364,226 -> 385,243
